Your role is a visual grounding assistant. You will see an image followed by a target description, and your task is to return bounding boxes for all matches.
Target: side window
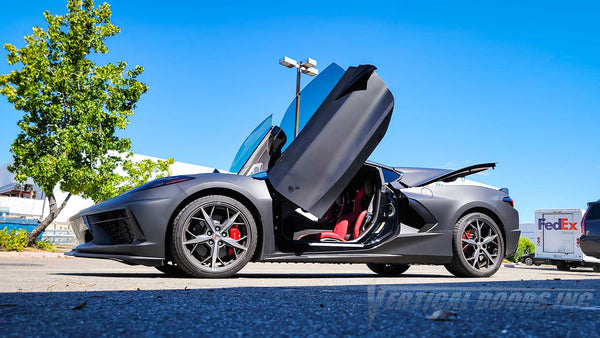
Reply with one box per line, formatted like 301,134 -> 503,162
381,168 -> 400,183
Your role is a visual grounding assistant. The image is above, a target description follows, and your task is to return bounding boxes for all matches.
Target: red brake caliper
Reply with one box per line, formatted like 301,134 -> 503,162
228,225 -> 241,256
462,230 -> 471,252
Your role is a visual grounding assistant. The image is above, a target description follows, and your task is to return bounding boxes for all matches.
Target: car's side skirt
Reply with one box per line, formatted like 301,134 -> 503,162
259,253 -> 451,265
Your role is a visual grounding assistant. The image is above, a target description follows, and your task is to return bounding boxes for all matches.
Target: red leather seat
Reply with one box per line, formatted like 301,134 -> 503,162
317,188 -> 367,242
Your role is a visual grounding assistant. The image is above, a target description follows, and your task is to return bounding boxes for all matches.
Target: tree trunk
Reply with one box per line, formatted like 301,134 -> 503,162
26,193 -> 72,244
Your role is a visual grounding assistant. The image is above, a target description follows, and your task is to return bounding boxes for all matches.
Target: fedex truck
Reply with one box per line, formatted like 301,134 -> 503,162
534,209 -> 600,271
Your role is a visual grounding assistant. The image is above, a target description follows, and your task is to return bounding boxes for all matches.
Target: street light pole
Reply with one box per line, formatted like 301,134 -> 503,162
279,56 -> 318,138
295,65 -> 301,138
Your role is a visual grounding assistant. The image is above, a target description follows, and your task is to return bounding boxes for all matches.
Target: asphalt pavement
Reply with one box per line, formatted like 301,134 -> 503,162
0,254 -> 599,337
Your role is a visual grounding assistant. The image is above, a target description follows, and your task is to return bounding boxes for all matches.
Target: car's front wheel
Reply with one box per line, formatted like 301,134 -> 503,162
524,256 -> 534,266
367,263 -> 410,276
445,213 -> 505,278
170,195 -> 258,278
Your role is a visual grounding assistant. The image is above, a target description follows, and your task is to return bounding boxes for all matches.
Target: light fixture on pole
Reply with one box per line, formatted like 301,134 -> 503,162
279,56 -> 319,138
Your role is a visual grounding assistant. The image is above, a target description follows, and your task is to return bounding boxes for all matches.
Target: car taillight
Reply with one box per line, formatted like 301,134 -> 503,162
502,196 -> 514,207
581,211 -> 587,235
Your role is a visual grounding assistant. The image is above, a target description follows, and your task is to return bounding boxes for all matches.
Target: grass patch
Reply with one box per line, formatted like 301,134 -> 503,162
31,239 -> 57,252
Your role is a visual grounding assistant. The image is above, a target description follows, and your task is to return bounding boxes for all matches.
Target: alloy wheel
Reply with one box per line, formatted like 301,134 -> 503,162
181,202 -> 251,272
460,218 -> 501,271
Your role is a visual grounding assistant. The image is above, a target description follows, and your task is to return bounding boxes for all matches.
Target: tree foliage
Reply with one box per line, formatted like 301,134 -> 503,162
508,237 -> 535,263
0,0 -> 172,242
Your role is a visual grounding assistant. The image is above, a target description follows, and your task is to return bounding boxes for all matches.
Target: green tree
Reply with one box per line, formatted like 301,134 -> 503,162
508,237 -> 535,263
0,0 -> 173,244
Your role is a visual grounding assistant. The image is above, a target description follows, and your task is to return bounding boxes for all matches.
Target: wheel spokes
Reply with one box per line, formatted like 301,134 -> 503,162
210,241 -> 219,271
183,203 -> 249,272
200,207 -> 217,233
183,235 -> 211,245
482,234 -> 498,245
220,212 -> 240,233
222,237 -> 247,251
461,219 -> 500,271
481,247 -> 496,264
462,238 -> 477,245
468,248 -> 481,268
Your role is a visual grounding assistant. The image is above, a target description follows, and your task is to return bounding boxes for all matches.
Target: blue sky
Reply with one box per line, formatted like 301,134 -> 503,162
1,1 -> 598,222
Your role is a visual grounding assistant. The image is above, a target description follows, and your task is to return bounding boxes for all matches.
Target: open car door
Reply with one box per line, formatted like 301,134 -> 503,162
268,65 -> 394,218
230,115 -> 273,174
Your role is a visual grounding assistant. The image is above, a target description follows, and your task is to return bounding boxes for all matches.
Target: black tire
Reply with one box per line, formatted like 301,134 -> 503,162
170,195 -> 258,278
367,263 -> 410,276
556,261 -> 570,271
594,264 -> 600,273
524,257 -> 534,266
445,213 -> 505,278
155,264 -> 191,277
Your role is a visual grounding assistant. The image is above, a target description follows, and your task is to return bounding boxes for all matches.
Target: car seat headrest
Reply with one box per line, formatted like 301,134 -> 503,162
364,177 -> 374,195
267,127 -> 287,168
268,126 -> 287,156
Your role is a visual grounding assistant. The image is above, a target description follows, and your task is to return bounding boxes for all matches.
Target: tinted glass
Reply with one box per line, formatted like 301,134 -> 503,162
382,168 -> 400,182
230,115 -> 272,173
586,204 -> 600,220
279,63 -> 345,151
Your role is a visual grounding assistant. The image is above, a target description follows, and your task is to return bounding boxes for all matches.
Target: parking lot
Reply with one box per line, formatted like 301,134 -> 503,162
1,254 -> 599,336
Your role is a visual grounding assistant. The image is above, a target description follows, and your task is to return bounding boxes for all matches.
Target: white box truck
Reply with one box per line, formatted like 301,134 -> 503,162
534,209 -> 600,271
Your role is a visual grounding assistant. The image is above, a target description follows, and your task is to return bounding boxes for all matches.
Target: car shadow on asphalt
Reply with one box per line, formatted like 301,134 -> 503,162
52,272 -> 453,279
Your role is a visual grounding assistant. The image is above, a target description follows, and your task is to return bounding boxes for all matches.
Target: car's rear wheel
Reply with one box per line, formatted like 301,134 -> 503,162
524,256 -> 534,266
445,213 -> 504,278
170,195 -> 257,278
367,263 -> 410,276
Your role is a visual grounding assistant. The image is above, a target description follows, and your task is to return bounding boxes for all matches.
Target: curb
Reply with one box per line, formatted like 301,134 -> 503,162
0,251 -> 67,258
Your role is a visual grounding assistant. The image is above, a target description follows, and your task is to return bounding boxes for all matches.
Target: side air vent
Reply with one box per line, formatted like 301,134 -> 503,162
86,210 -> 141,245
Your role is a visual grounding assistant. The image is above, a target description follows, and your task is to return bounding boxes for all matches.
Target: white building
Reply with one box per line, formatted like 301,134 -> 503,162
0,154 -> 216,229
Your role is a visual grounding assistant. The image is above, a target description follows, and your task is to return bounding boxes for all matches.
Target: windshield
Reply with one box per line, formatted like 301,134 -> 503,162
229,115 -> 272,173
279,63 -> 345,151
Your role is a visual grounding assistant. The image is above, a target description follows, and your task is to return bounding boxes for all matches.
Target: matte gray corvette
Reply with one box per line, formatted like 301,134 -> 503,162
67,64 -> 519,278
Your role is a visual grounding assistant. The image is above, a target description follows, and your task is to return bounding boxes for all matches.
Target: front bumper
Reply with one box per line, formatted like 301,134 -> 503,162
580,235 -> 600,259
67,184 -> 187,265
65,250 -> 164,266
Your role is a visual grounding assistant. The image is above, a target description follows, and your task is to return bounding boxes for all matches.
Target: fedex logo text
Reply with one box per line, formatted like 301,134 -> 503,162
538,218 -> 577,231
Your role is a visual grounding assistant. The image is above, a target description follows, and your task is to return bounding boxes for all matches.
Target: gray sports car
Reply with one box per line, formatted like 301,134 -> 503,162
67,63 -> 520,278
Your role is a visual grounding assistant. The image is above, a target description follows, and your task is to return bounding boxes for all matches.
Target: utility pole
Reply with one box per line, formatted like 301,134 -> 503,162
279,57 -> 318,138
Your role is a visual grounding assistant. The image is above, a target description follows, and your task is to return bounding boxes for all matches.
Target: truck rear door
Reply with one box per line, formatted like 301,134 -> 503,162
541,211 -> 576,254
